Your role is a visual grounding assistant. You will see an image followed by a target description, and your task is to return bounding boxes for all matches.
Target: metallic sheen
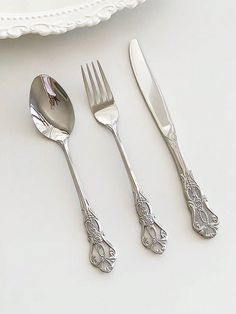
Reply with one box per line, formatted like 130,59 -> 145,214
129,39 -> 219,239
29,74 -> 116,272
82,61 -> 167,254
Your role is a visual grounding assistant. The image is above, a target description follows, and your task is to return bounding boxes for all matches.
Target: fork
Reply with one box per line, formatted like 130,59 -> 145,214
81,61 -> 167,254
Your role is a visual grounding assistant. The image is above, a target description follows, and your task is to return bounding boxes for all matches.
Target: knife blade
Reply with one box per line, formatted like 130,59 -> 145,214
129,39 -> 175,139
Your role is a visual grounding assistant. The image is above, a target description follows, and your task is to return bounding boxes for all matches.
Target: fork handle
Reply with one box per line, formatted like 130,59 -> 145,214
133,190 -> 167,254
165,133 -> 219,238
111,128 -> 167,253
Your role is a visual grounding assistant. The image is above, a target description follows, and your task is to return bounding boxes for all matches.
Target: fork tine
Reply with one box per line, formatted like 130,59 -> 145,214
92,62 -> 106,102
81,65 -> 94,106
86,63 -> 100,104
97,60 -> 114,101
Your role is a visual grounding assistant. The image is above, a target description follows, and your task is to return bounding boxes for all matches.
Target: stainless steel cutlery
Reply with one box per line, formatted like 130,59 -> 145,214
28,41 -> 218,273
81,61 -> 167,254
129,39 -> 219,238
29,74 -> 116,272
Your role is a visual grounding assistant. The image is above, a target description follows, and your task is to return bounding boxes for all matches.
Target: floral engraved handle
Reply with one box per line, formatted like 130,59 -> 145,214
165,133 -> 219,238
180,171 -> 218,238
81,201 -> 117,273
133,191 -> 167,254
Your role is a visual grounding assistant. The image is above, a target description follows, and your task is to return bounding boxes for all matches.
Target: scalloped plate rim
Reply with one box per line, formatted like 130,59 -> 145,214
0,0 -> 146,39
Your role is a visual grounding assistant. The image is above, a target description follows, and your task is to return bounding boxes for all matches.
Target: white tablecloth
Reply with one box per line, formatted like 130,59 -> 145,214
0,0 -> 235,313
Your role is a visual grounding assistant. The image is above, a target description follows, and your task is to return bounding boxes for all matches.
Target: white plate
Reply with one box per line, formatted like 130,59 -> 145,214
0,0 -> 145,39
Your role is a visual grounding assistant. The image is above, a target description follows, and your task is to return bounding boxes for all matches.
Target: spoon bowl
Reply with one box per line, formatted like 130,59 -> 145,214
30,74 -> 75,142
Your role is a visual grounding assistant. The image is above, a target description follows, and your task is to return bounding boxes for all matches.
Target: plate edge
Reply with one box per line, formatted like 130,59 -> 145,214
0,0 -> 146,39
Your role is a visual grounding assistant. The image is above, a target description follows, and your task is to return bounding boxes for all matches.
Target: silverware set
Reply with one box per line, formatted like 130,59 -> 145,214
29,39 -> 219,273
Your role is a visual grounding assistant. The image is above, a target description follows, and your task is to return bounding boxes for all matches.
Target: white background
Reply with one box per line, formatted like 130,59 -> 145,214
0,0 -> 235,313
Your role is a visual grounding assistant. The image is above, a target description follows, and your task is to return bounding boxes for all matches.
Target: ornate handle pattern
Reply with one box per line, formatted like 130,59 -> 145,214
165,132 -> 219,238
180,171 -> 218,238
81,200 -> 117,273
111,129 -> 167,253
61,139 -> 116,272
133,191 -> 167,254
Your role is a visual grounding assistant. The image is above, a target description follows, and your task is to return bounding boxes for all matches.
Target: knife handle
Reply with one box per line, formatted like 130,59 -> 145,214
133,190 -> 167,254
179,170 -> 219,238
165,133 -> 219,238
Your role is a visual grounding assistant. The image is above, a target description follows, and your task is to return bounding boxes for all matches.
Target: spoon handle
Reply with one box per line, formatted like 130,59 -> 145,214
61,138 -> 117,272
80,198 -> 117,273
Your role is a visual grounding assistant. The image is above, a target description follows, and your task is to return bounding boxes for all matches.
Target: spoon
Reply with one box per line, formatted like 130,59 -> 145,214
29,74 -> 117,273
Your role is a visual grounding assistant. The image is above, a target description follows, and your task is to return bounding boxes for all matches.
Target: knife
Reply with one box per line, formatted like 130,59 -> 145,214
129,39 -> 219,239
